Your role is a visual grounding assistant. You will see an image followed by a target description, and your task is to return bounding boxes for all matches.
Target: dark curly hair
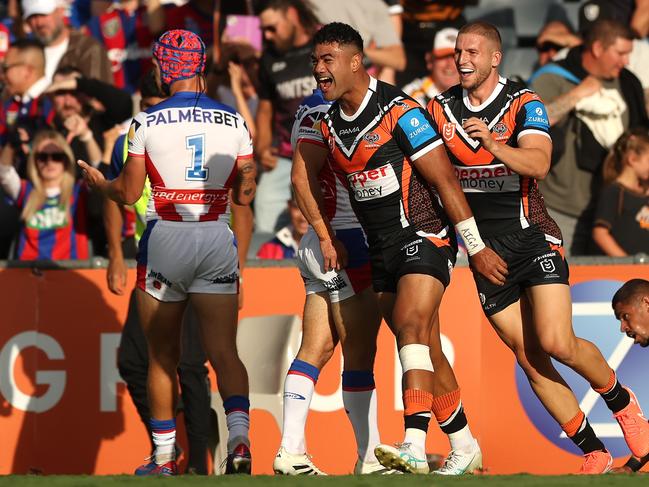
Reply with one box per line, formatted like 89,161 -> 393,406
313,22 -> 364,52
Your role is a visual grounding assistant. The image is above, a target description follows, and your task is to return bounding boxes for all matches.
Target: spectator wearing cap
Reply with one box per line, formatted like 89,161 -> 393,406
22,0 -> 112,84
401,27 -> 459,108
579,0 -> 649,121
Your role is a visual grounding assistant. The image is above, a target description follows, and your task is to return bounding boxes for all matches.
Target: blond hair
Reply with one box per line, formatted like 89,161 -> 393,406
22,129 -> 76,222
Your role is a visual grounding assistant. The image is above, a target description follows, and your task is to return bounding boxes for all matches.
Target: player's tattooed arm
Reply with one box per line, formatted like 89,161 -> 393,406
233,158 -> 256,206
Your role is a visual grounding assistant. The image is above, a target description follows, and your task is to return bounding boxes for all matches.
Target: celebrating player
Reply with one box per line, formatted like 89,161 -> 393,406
427,21 -> 649,473
78,29 -> 256,476
273,88 -> 386,475
311,22 -> 508,475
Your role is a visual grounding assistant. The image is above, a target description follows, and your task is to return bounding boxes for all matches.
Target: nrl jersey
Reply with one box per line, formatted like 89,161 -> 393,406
319,77 -> 454,248
128,91 -> 253,223
291,89 -> 358,230
427,76 -> 562,242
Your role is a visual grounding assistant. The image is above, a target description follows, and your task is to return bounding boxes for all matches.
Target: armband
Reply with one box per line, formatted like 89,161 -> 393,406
455,217 -> 486,256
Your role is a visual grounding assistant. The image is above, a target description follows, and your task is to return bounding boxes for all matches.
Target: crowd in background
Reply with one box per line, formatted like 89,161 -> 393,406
0,0 -> 647,263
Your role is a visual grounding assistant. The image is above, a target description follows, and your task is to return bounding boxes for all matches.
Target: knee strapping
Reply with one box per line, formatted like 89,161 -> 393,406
398,344 -> 434,373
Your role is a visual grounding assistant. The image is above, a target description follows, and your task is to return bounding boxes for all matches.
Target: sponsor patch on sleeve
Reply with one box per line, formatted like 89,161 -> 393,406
523,100 -> 550,130
397,109 -> 437,149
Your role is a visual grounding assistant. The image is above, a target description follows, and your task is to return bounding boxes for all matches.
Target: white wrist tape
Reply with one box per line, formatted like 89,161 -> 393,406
455,217 -> 486,256
398,344 -> 434,373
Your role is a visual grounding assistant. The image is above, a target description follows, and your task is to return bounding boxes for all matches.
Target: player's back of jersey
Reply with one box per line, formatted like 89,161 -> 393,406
129,91 -> 253,223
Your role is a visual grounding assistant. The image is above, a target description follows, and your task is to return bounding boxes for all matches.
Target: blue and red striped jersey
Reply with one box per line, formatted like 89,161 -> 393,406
14,181 -> 89,260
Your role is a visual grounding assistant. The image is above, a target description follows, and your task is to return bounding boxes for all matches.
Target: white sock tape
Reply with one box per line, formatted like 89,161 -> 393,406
398,344 -> 434,373
455,217 -> 486,256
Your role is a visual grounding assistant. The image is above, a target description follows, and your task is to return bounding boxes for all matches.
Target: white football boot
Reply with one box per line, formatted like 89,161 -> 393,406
354,458 -> 404,475
432,439 -> 482,475
374,443 -> 429,474
273,447 -> 327,475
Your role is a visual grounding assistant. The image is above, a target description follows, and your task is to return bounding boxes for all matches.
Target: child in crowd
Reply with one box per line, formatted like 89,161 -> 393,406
593,128 -> 649,256
0,129 -> 88,260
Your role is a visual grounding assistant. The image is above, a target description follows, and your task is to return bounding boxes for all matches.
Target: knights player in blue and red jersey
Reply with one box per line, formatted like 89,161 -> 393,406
79,29 -> 257,476
311,22 -> 507,475
427,21 -> 649,474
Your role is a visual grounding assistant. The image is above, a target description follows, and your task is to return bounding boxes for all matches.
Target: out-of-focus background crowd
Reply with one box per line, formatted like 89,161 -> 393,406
0,0 -> 648,263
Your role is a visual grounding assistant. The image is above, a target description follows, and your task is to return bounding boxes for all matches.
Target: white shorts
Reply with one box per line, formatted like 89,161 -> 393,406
296,228 -> 371,303
136,220 -> 239,302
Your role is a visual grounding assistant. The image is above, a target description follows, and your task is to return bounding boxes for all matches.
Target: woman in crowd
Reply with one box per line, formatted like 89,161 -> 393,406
0,129 -> 88,260
593,128 -> 649,256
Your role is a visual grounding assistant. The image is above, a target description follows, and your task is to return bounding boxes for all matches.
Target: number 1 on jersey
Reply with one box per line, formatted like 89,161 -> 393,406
185,134 -> 208,181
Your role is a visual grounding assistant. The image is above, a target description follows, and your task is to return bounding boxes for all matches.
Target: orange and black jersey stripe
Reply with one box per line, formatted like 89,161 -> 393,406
320,77 -> 454,249
427,76 -> 562,242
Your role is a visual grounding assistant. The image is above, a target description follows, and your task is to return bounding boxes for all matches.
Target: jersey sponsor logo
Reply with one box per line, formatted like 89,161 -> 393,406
347,163 -> 400,201
276,76 -> 317,100
145,108 -> 240,128
454,163 -> 520,193
524,101 -> 550,130
398,110 -> 436,148
443,122 -> 456,141
26,205 -> 68,230
339,126 -> 360,136
151,188 -> 229,205
516,280 -> 646,457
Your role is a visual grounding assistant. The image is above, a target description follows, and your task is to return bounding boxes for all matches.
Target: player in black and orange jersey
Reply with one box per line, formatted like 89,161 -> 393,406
427,21 -> 649,474
311,22 -> 508,475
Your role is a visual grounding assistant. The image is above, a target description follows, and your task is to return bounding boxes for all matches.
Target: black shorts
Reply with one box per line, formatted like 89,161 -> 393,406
370,234 -> 456,293
475,225 -> 569,316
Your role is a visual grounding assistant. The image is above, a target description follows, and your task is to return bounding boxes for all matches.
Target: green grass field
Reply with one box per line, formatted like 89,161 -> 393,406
0,475 -> 646,487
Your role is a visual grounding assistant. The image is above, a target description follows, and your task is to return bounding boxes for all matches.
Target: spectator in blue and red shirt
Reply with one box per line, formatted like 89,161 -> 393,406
256,198 -> 308,259
0,129 -> 89,260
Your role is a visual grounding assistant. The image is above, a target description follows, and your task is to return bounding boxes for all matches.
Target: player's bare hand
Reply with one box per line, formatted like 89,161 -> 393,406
609,466 -> 634,474
463,117 -> 496,152
469,247 -> 508,286
77,159 -> 105,189
259,147 -> 278,171
320,238 -> 348,272
107,256 -> 127,295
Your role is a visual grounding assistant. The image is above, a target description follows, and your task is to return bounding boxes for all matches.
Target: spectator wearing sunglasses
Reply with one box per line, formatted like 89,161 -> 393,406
0,129 -> 89,260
